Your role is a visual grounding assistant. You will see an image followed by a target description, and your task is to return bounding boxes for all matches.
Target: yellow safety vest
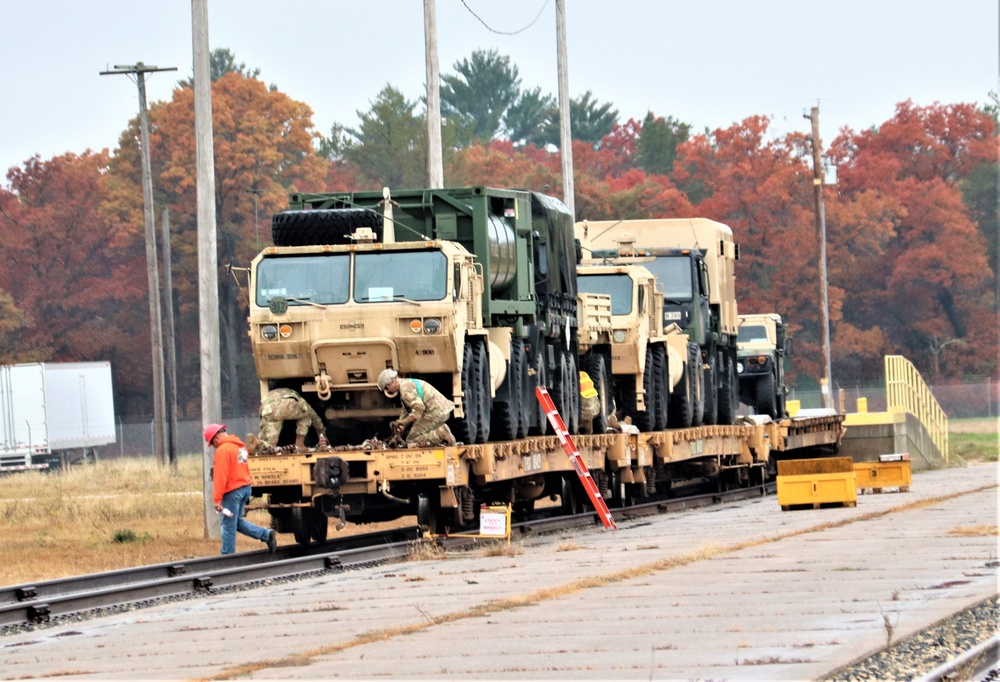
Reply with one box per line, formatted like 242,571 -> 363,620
579,371 -> 598,399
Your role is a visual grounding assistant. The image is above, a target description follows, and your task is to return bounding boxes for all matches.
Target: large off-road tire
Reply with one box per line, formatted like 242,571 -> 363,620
652,345 -> 669,431
565,350 -> 580,435
514,340 -> 531,439
552,349 -> 573,432
702,353 -> 718,426
530,349 -> 550,436
630,347 -> 656,432
668,361 -> 694,429
474,341 -> 492,443
583,353 -> 611,435
450,342 -> 479,444
271,208 -> 383,247
492,340 -> 523,441
717,352 -> 738,425
756,371 -> 778,419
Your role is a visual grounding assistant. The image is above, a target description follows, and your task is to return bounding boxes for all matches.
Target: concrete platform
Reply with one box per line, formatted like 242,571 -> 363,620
1,463 -> 996,681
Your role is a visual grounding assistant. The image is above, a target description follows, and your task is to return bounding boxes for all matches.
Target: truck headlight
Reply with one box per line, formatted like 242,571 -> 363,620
261,325 -> 278,341
737,361 -> 745,374
424,318 -> 441,334
612,330 -> 627,343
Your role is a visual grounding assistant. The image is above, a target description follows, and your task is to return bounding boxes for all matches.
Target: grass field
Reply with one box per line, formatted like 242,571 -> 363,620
0,417 -> 996,587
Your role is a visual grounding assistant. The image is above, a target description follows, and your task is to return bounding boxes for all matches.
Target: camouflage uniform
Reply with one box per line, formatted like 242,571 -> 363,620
396,378 -> 456,447
258,388 -> 326,447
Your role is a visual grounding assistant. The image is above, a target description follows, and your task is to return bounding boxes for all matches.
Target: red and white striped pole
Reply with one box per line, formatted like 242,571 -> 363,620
535,386 -> 618,530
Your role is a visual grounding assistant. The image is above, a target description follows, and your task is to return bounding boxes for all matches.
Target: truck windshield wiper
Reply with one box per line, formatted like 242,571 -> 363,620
284,296 -> 325,308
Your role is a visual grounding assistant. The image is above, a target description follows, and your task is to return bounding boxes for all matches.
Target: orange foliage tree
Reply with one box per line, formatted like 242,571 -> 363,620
0,152 -> 150,409
828,101 -> 997,379
110,73 -> 328,413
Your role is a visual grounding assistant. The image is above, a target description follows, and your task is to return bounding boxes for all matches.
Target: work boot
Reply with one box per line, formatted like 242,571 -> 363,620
295,434 -> 307,452
318,433 -> 330,450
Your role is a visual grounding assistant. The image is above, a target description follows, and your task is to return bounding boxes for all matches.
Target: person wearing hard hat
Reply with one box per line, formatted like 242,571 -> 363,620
246,387 -> 329,455
579,370 -> 601,434
377,368 -> 457,447
204,424 -> 277,555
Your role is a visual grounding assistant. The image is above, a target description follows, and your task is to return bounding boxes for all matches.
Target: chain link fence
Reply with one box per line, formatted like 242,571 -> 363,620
95,380 -> 996,459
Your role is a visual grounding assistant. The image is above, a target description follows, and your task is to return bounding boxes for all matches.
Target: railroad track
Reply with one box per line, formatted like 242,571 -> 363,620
1,481 -> 769,630
0,526 -> 419,629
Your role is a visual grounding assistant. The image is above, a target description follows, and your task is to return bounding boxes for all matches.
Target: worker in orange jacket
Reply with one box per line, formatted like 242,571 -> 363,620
204,423 -> 277,555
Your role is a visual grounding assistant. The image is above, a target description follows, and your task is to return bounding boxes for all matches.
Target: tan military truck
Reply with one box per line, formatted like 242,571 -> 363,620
737,313 -> 790,419
576,218 -> 740,426
576,262 -> 670,433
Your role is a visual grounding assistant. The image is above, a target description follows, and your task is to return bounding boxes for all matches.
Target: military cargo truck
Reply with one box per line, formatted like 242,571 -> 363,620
249,187 -> 581,456
737,313 -> 789,419
576,262 -> 670,433
576,218 -> 740,426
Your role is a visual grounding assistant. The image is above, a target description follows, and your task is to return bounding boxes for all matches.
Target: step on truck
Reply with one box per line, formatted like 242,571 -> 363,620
248,187 -> 581,536
737,313 -> 790,419
576,218 -> 740,427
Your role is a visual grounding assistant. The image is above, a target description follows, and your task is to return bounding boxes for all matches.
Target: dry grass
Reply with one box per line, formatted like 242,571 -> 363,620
949,524 -> 999,537
0,455 -> 404,587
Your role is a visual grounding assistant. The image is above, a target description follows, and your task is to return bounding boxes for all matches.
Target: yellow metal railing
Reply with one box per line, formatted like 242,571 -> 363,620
884,355 -> 949,463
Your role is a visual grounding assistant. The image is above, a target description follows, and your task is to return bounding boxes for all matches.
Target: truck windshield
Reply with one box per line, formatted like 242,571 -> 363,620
354,250 -> 448,302
255,254 -> 350,307
738,324 -> 769,344
577,273 -> 633,315
645,256 -> 693,300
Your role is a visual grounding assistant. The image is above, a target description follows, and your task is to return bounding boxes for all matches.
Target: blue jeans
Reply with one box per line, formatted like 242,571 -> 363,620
220,484 -> 270,554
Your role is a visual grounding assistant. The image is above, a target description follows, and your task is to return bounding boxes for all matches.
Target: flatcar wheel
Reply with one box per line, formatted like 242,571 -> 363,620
291,507 -> 312,545
310,510 -> 329,544
560,475 -> 580,515
416,493 -> 439,536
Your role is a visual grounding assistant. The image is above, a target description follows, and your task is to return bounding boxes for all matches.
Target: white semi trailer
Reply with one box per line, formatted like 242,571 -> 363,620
0,362 -> 116,472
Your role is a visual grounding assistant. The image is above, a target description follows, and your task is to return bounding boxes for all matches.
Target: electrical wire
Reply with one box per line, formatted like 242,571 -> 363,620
459,0 -> 550,36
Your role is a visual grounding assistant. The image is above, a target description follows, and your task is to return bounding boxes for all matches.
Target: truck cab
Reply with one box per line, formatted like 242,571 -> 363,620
736,313 -> 789,419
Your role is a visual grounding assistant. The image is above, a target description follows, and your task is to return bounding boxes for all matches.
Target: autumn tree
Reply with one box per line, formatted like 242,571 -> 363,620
0,152 -> 150,410
827,101 -> 998,379
111,72 -> 328,414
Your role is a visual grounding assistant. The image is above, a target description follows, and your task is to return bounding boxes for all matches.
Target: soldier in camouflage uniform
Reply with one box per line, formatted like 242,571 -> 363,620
249,387 -> 328,454
377,369 -> 457,447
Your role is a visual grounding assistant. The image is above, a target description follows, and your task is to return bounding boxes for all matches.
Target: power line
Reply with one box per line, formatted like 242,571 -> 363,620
459,0 -> 549,35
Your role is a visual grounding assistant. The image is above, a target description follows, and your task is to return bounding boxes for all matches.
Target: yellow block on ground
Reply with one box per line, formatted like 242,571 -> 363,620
777,457 -> 857,510
854,458 -> 912,492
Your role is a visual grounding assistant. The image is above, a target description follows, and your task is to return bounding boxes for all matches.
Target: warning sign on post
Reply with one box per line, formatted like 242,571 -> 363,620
479,507 -> 508,537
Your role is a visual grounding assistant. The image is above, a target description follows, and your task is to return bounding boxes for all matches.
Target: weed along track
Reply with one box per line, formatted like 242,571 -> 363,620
1,465 -> 995,681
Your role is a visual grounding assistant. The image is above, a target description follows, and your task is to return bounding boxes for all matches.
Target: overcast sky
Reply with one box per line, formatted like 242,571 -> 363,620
1,0 -> 997,180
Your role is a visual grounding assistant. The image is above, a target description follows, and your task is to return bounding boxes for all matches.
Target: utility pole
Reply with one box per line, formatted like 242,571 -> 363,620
193,0 -> 222,540
805,106 -> 833,409
555,0 -> 575,217
161,207 -> 179,470
424,0 -> 444,188
100,62 -> 176,464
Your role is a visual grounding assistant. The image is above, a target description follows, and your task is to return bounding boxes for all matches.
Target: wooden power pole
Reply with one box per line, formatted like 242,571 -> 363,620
556,0 -> 575,218
805,106 -> 833,409
424,0 -> 444,188
100,62 -> 176,464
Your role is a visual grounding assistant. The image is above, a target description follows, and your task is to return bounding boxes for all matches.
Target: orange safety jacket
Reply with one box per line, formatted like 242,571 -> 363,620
212,434 -> 253,505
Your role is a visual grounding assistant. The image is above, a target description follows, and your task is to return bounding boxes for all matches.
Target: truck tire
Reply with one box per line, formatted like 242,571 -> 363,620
652,346 -> 669,431
668,362 -> 694,429
717,352 -> 738,425
492,339 -> 523,441
756,371 -> 778,419
583,353 -> 611,435
271,208 -> 383,246
626,347 -> 656,432
566,350 -> 580,435
514,340 -> 531,439
474,341 -> 492,443
702,353 -> 718,426
530,349 -> 550,436
450,342 -> 479,444
552,350 -> 574,433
